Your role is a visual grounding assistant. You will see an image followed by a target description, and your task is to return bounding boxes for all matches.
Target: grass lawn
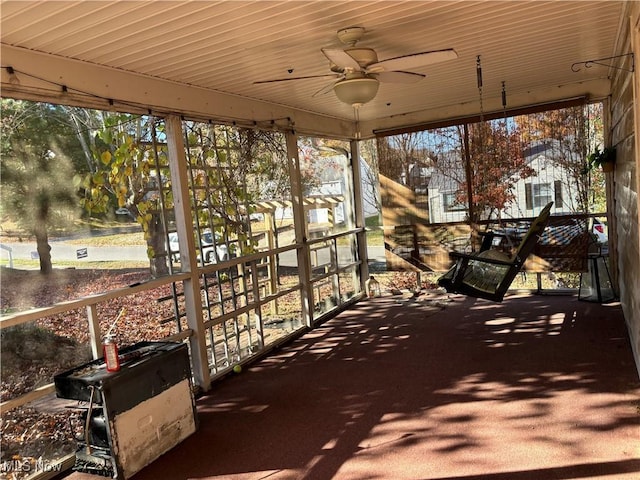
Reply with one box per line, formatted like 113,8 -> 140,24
66,231 -> 146,246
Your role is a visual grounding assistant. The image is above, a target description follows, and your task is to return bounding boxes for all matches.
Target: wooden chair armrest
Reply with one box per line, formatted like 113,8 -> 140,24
450,251 -> 515,267
486,231 -> 511,239
479,230 -> 519,238
478,231 -> 494,251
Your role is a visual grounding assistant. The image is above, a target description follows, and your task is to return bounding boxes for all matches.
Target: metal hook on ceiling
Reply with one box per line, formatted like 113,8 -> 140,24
571,52 -> 635,73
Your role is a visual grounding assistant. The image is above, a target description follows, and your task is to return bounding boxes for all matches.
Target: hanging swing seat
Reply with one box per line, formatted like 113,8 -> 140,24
437,202 -> 553,302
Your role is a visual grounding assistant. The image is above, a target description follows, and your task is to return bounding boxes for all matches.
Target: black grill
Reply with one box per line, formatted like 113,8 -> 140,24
54,341 -> 196,479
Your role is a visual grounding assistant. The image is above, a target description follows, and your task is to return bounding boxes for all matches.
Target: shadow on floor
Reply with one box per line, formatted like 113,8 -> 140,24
62,292 -> 640,480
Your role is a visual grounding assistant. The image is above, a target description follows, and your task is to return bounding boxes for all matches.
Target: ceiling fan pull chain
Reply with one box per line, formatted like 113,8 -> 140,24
353,105 -> 361,139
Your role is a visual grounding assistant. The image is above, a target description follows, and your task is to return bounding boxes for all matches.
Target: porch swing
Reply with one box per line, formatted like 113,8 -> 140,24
438,201 -> 552,301
437,57 -> 552,302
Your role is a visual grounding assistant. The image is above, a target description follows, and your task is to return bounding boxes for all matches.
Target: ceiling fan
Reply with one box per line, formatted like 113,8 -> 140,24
254,27 -> 458,107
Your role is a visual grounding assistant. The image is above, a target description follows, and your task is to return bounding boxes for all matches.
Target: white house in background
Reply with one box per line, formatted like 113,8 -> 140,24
306,154 -> 379,225
508,141 -> 583,217
254,154 -> 379,227
359,158 -> 380,219
427,141 -> 582,223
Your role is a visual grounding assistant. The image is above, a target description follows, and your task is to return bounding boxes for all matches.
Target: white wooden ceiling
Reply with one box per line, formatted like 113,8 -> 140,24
0,1 -> 627,138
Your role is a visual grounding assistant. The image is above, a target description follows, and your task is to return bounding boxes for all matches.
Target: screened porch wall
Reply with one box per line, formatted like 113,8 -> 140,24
377,104 -> 608,280
160,119 -> 367,387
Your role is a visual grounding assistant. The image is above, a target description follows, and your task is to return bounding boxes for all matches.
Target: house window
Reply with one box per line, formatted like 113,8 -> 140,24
525,183 -> 553,209
443,192 -> 467,212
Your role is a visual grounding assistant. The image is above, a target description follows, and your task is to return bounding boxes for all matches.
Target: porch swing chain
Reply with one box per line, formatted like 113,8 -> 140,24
502,81 -> 507,115
465,55 -> 484,241
502,80 -> 508,161
474,58 -> 511,233
476,56 -> 484,123
499,80 -> 509,231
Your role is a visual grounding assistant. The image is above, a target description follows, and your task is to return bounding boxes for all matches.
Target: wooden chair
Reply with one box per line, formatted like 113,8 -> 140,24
437,202 -> 553,302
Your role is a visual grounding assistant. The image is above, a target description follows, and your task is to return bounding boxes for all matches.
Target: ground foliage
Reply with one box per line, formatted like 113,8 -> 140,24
0,267 -> 184,398
1,407 -> 78,478
0,267 -> 185,478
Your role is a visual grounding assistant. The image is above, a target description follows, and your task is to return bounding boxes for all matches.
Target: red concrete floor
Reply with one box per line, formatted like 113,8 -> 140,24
61,292 -> 640,480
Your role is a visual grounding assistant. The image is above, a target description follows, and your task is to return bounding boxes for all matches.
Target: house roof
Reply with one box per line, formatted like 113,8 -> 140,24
523,139 -> 584,164
0,1 -> 627,139
428,151 -> 464,192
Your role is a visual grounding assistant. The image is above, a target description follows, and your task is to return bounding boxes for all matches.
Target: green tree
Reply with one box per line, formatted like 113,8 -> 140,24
82,119 -> 292,274
187,124 -> 295,255
0,100 -> 84,273
78,113 -> 172,276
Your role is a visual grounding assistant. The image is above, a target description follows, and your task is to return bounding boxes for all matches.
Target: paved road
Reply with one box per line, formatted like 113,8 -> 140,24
0,240 -> 147,264
0,239 -> 386,266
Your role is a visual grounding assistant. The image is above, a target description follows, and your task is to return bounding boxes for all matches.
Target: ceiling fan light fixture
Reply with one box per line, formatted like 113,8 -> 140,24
333,77 -> 379,107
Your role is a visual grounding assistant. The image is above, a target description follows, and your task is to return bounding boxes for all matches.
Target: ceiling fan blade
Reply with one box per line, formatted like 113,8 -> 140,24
253,74 -> 336,85
375,71 -> 425,83
368,48 -> 458,72
321,48 -> 362,71
312,79 -> 341,97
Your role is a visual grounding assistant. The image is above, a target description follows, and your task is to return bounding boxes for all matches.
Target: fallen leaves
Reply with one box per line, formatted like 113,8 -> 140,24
1,267 -> 183,479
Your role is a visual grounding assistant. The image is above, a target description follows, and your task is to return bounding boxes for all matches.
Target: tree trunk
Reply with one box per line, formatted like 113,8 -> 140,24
34,225 -> 52,274
68,110 -> 96,173
148,212 -> 169,277
34,195 -> 53,274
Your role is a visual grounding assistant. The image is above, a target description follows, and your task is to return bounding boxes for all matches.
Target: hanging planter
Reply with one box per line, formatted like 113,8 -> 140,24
587,146 -> 616,173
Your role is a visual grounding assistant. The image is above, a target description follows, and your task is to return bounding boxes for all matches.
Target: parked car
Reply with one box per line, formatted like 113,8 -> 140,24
168,231 -> 229,264
114,207 -> 135,222
591,218 -> 608,244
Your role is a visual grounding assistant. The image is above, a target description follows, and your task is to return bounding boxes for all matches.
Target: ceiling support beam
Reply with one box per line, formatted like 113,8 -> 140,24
373,96 -> 591,138
0,44 -> 612,141
365,79 -> 610,138
0,45 -> 354,139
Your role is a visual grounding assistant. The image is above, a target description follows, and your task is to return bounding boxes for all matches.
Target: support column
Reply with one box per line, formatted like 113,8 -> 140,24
286,130 -> 313,326
165,115 -> 211,391
351,139 -> 369,292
